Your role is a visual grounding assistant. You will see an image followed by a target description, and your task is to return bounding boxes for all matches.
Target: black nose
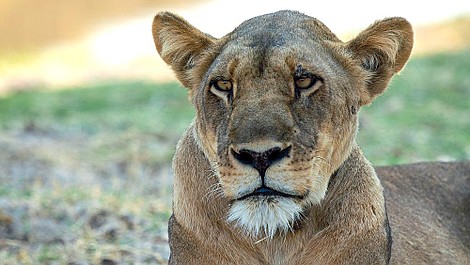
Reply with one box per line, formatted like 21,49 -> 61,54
231,146 -> 291,177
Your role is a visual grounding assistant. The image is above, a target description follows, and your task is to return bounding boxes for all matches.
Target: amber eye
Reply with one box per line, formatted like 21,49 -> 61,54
295,75 -> 316,89
213,79 -> 233,91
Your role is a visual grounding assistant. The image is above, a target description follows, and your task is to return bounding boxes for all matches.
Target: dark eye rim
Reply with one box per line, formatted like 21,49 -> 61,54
210,77 -> 233,92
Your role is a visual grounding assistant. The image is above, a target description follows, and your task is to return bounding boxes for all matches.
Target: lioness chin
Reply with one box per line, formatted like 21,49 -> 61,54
152,10 -> 470,265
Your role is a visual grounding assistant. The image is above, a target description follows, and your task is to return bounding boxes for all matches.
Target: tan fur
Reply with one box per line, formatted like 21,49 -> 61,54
152,10 -> 469,264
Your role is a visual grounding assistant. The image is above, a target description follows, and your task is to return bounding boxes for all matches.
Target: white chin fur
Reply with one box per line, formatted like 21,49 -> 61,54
227,197 -> 303,239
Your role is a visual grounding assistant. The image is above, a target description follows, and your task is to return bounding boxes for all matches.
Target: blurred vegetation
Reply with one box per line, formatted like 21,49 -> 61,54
0,82 -> 192,264
0,81 -> 195,177
358,49 -> 470,165
0,81 -> 192,136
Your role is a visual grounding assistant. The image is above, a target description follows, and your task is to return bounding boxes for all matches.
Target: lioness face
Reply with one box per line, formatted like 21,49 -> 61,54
195,43 -> 359,238
153,11 -> 413,238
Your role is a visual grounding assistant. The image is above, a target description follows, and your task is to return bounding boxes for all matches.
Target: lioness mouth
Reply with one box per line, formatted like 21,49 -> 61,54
237,186 -> 305,201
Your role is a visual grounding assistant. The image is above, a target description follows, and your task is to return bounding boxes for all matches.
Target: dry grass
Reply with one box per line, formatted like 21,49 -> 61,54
0,130 -> 173,264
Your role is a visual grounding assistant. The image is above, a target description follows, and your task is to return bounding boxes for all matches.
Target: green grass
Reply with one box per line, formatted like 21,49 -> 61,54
0,81 -> 194,136
357,49 -> 470,165
0,81 -> 195,172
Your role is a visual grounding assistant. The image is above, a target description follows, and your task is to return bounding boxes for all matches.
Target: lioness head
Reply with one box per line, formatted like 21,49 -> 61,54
153,10 -> 412,238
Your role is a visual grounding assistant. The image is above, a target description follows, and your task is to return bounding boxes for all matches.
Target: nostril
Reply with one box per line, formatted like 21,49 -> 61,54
267,146 -> 291,164
231,149 -> 255,165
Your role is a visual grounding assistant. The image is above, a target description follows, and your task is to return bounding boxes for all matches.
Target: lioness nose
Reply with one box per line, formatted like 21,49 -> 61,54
231,146 -> 291,177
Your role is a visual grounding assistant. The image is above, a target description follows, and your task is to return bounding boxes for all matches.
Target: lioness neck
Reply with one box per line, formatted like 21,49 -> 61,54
170,125 -> 389,264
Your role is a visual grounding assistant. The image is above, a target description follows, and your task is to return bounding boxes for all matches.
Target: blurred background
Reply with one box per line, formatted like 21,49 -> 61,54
0,0 -> 469,264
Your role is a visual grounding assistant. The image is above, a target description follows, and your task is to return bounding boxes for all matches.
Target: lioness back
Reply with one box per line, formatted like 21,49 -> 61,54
378,162 -> 470,264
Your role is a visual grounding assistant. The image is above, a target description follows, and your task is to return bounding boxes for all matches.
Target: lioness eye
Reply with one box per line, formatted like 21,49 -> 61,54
295,75 -> 316,89
293,72 -> 322,98
210,78 -> 234,102
213,80 -> 233,91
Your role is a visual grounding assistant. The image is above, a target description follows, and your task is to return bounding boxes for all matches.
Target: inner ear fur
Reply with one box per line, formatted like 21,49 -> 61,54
152,12 -> 216,88
347,17 -> 413,105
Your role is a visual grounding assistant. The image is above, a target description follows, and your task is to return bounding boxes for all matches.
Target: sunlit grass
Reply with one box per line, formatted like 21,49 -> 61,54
358,49 -> 470,165
0,81 -> 193,135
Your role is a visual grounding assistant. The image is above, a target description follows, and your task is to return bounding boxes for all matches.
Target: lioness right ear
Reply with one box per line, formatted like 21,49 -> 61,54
152,12 -> 216,88
347,17 -> 413,105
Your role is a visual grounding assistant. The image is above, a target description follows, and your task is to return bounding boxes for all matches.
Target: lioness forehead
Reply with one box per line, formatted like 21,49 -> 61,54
230,10 -> 340,48
207,10 -> 344,79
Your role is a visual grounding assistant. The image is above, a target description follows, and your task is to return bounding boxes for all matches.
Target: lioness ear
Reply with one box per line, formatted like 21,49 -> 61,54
152,12 -> 216,88
347,17 -> 413,105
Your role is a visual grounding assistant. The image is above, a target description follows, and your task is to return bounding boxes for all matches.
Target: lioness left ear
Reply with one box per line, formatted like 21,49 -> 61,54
347,17 -> 413,105
152,12 -> 216,88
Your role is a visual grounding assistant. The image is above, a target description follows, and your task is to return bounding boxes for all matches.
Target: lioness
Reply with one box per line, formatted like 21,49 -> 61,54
152,10 -> 470,264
